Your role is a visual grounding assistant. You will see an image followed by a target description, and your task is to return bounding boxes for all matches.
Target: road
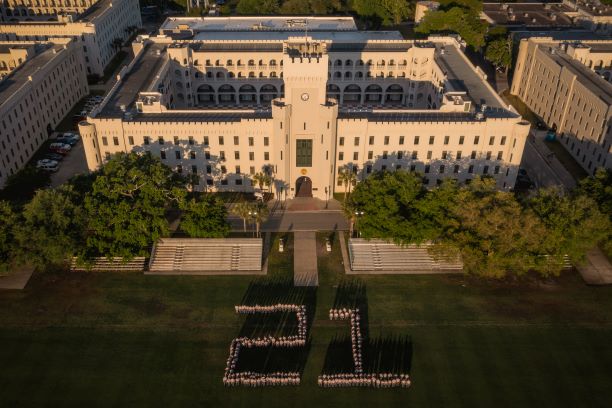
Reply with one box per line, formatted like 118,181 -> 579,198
520,133 -> 576,189
228,210 -> 348,232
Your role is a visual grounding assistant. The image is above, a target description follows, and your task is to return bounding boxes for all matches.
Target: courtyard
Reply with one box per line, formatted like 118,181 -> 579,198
1,233 -> 612,407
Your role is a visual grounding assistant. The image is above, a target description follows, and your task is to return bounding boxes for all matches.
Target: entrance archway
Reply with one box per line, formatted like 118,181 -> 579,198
295,177 -> 312,197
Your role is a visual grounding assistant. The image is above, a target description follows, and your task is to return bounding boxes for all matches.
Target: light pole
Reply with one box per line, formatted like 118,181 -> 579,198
248,211 -> 257,238
324,186 -> 329,209
353,210 -> 364,238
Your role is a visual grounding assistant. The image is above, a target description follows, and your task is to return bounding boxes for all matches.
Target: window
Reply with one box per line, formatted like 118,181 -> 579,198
439,165 -> 445,173
424,165 -> 430,173
250,166 -> 255,175
354,137 -> 360,146
382,151 -> 388,159
204,136 -> 209,145
471,151 -> 476,159
160,151 -> 166,160
206,165 -> 212,174
159,136 -> 164,145
173,151 -> 179,159
190,151 -> 196,160
368,151 -> 373,160
399,136 -> 405,145
427,151 -> 432,159
234,136 -> 239,145
144,136 -> 150,145
454,165 -> 459,173
234,151 -> 240,160
220,151 -> 225,160
104,152 -> 111,161
459,136 -> 464,145
412,151 -> 418,160
102,137 -> 108,146
192,165 -> 197,174
486,151 -> 492,160
264,152 -> 270,160
414,136 -> 420,145
410,164 -> 416,172
205,151 -> 211,160
494,165 -> 500,174
339,137 -> 345,146
296,139 -> 312,167
369,136 -> 375,145
500,136 -> 506,146
429,136 -> 435,145
189,136 -> 194,145
128,136 -> 134,145
236,179 -> 243,186
221,166 -> 227,174
398,151 -> 403,160
384,136 -> 390,145
456,151 -> 462,160
483,165 -> 489,175
468,165 -> 474,173
442,151 -> 448,160
235,165 -> 241,174
338,152 -> 344,160
219,136 -> 224,145
474,135 -> 480,145
497,151 -> 503,160
353,152 -> 359,160
174,136 -> 179,145
264,137 -> 269,146
366,165 -> 372,174
248,137 -> 254,146
489,136 -> 495,145
249,152 -> 254,161
444,136 -> 449,145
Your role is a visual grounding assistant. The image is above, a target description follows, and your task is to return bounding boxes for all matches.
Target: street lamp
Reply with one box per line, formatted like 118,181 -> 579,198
353,210 -> 364,238
324,186 -> 329,209
248,211 -> 258,238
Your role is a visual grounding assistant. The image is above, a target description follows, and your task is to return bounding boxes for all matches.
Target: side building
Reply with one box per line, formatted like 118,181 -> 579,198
0,37 -> 89,188
0,0 -> 142,76
511,36 -> 612,174
79,17 -> 530,199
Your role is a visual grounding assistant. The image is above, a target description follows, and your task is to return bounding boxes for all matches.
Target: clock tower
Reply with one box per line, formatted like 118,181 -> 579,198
272,37 -> 338,200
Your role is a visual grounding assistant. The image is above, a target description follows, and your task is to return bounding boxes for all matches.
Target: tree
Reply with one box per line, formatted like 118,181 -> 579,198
577,168 -> 612,256
485,35 -> 512,73
82,153 -> 186,260
236,0 -> 279,14
337,168 -> 357,201
347,171 -> 437,244
528,187 -> 611,266
443,178 -> 551,278
280,0 -> 311,14
180,195 -> 230,238
0,166 -> 50,205
252,172 -> 271,191
415,7 -> 488,50
232,201 -> 253,232
381,0 -> 411,25
14,186 -> 86,268
0,201 -> 18,274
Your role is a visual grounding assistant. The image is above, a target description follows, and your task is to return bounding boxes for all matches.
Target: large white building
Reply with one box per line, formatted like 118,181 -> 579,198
79,17 -> 530,199
0,37 -> 89,187
512,36 -> 612,174
0,0 -> 142,76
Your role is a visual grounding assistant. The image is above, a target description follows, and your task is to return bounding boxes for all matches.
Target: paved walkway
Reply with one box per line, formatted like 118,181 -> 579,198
576,248 -> 612,285
293,231 -> 318,286
0,266 -> 35,290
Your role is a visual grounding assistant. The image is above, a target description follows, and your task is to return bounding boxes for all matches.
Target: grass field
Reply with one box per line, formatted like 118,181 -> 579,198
1,233 -> 612,407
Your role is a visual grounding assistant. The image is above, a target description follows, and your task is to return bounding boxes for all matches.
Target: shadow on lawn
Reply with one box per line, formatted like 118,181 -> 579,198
232,276 -> 317,375
322,279 -> 413,375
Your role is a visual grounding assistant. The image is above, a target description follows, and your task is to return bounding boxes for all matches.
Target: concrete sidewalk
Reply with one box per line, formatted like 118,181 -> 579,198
0,266 -> 34,290
577,248 -> 612,285
293,231 -> 318,286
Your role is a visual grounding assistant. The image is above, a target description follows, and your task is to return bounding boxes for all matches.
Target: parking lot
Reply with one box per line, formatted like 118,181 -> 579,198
49,138 -> 88,187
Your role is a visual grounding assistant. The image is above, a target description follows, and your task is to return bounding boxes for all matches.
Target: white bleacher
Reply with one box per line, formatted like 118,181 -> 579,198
148,238 -> 262,274
348,238 -> 462,273
71,257 -> 146,272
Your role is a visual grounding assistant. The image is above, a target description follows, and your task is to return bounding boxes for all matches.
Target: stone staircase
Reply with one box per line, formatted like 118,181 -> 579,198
348,238 -> 462,273
148,238 -> 262,274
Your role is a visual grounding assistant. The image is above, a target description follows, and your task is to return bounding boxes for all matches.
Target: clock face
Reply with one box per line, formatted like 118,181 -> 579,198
301,93 -> 309,101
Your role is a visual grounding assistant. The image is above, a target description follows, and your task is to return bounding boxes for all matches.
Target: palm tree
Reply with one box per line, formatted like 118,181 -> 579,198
346,170 -> 357,195
231,201 -> 252,232
249,201 -> 269,238
253,172 -> 266,191
341,198 -> 357,238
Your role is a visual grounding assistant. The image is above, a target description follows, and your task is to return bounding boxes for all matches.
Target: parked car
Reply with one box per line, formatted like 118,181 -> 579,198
62,132 -> 79,140
36,159 -> 59,171
56,137 -> 77,146
43,153 -> 64,161
49,143 -> 72,154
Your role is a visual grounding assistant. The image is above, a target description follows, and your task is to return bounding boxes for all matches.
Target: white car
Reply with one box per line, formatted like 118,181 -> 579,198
63,132 -> 80,140
36,159 -> 59,171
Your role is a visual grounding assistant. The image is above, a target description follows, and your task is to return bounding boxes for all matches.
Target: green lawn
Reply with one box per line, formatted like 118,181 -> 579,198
1,232 -> 612,407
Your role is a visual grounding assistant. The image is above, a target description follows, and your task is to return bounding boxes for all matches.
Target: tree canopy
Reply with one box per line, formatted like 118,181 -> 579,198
415,6 -> 488,49
0,201 -> 18,274
180,195 -> 230,238
82,153 -> 186,260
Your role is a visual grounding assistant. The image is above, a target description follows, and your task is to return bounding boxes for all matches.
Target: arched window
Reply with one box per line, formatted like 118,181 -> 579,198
248,59 -> 255,66
356,72 -> 363,78
345,59 -> 353,66
260,84 -> 279,103
270,71 -> 277,77
357,59 -> 364,66
226,59 -> 233,66
270,59 -> 277,66
326,84 -> 341,101
216,72 -> 224,79
239,84 -> 257,103
197,84 -> 215,104
345,72 -> 352,79
385,84 -> 403,103
218,84 -> 236,103
334,72 -> 342,78
365,84 -> 382,103
335,59 -> 342,66
344,84 -> 362,103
